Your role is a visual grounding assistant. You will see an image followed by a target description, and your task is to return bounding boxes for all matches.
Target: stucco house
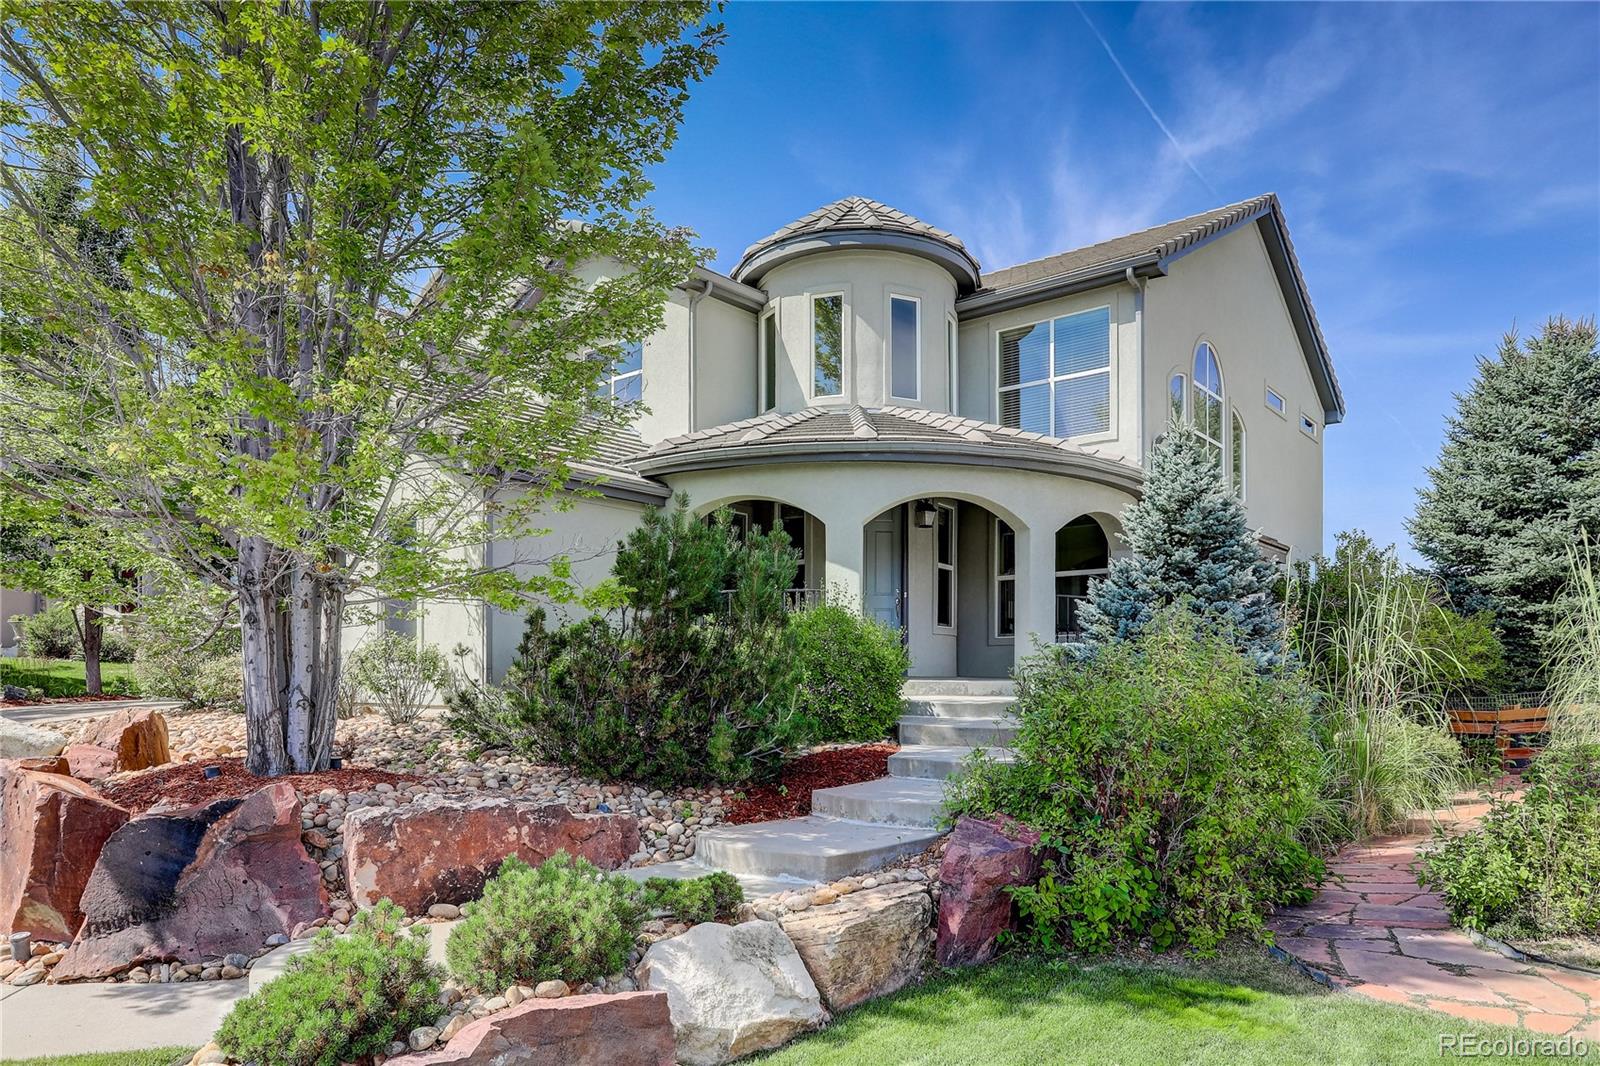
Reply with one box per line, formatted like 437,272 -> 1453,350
404,192 -> 1344,682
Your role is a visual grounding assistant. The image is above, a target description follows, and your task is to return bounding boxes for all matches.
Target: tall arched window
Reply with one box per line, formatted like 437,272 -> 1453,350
1191,342 -> 1224,470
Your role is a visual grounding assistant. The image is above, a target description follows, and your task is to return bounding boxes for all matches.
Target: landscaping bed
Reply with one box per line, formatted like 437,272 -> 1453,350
724,744 -> 898,825
99,757 -> 418,815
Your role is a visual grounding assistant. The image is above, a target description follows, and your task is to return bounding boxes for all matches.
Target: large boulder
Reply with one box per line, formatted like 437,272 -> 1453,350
342,795 -> 639,913
75,707 -> 170,772
0,719 -> 68,760
779,883 -> 934,1012
0,768 -> 130,941
63,743 -> 119,782
384,992 -> 674,1066
637,920 -> 827,1065
936,814 -> 1041,968
52,782 -> 326,980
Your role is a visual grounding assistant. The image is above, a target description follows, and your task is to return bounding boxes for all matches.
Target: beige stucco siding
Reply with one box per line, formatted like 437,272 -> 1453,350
692,292 -> 759,431
1142,225 -> 1325,558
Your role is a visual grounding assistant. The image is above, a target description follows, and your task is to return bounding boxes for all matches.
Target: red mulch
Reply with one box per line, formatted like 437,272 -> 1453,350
99,756 -> 419,815
724,744 -> 898,825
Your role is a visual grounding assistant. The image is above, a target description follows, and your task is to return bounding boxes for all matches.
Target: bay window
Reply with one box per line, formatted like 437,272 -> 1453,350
812,294 -> 843,397
890,295 -> 919,401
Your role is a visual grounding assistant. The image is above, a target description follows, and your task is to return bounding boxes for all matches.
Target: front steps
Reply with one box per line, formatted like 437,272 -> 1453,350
647,678 -> 1018,887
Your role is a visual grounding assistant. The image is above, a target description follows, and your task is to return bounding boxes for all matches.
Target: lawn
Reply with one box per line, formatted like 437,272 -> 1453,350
759,948 -> 1572,1066
0,1050 -> 193,1066
0,658 -> 139,698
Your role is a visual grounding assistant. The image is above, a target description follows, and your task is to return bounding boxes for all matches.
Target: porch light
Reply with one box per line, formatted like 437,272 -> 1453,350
913,499 -> 938,529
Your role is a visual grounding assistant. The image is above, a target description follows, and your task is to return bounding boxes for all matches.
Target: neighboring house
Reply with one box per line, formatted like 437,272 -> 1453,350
394,193 -> 1350,684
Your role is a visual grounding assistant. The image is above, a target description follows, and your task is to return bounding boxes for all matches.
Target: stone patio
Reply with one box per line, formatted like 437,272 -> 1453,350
1268,794 -> 1600,1039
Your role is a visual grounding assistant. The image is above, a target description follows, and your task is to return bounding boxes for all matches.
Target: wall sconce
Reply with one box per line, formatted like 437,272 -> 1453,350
913,499 -> 938,529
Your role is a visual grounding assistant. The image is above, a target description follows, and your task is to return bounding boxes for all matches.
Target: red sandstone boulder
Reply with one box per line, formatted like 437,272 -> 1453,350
385,992 -> 674,1066
51,782 -> 327,980
3,756 -> 70,775
936,814 -> 1042,967
342,795 -> 639,913
0,769 -> 130,942
75,708 -> 170,772
63,744 -> 119,782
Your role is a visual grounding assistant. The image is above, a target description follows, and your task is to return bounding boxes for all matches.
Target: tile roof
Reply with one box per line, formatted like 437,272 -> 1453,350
735,196 -> 977,275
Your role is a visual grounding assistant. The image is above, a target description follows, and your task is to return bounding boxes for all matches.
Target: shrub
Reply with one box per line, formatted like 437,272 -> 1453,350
946,608 -> 1326,955
347,632 -> 448,726
14,603 -> 81,658
1546,538 -> 1600,750
216,901 -> 441,1066
1418,745 -> 1600,939
789,602 -> 909,742
446,853 -> 644,990
130,595 -> 242,707
639,871 -> 743,924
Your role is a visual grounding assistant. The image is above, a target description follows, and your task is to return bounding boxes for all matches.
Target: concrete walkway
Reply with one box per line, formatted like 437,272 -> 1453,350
0,980 -> 247,1057
1268,795 -> 1600,1038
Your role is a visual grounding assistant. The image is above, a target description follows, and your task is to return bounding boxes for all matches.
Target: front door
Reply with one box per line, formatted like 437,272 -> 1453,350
863,508 -> 904,631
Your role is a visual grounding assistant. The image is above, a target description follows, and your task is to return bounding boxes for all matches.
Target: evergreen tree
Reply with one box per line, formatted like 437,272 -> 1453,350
1079,425 -> 1287,668
1407,317 -> 1600,690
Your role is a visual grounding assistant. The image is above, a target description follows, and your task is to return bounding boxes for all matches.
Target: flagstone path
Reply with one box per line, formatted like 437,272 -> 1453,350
1268,793 -> 1600,1038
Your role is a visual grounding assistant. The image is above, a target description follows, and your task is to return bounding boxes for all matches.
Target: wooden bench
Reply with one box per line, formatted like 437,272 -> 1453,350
1447,704 -> 1549,770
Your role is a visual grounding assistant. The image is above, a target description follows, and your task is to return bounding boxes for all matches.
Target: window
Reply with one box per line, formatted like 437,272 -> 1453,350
997,306 -> 1111,438
934,503 -> 956,631
597,341 -> 642,404
1232,410 -> 1246,500
890,295 -> 919,400
812,294 -> 843,397
1299,413 -> 1319,439
995,519 -> 1016,638
759,309 -> 778,412
946,313 -> 960,411
1190,342 -> 1224,470
1264,386 -> 1286,417
1169,372 -> 1186,424
1055,515 -> 1109,639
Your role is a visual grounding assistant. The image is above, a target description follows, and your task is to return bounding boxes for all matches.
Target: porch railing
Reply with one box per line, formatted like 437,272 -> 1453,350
718,587 -> 827,613
1056,593 -> 1088,640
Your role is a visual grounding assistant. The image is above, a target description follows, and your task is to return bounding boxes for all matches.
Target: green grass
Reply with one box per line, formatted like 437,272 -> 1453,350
0,1048 -> 193,1066
758,948 -> 1573,1066
0,658 -> 139,698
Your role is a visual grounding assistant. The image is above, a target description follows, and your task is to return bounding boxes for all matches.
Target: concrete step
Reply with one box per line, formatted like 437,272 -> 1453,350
692,816 -> 943,882
810,776 -> 947,828
615,860 -> 806,897
901,677 -> 1015,698
902,694 -> 1018,719
889,744 -> 1015,780
897,715 -> 1019,747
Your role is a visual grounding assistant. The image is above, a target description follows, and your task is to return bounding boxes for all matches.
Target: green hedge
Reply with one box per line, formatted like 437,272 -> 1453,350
789,603 -> 909,742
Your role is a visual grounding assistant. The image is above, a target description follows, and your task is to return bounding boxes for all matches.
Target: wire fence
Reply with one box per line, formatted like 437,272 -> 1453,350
1444,691 -> 1550,712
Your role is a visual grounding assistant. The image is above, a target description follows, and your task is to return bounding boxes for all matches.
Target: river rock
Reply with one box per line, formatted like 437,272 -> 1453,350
382,991 -> 673,1066
0,719 -> 68,760
52,782 -> 327,979
637,920 -> 827,1065
75,707 -> 170,771
936,814 -> 1041,968
779,882 -> 934,1012
342,795 -> 638,913
0,768 -> 129,941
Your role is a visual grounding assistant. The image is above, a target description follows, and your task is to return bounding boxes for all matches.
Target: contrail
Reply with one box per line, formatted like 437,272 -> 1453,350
1074,3 -> 1217,196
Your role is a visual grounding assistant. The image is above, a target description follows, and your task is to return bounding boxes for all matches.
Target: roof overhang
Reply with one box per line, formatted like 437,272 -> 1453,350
680,266 -> 768,314
734,231 -> 983,293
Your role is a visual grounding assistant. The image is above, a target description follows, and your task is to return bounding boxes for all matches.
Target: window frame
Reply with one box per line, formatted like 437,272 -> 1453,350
946,312 -> 960,412
993,518 -> 1016,640
595,340 -> 644,405
1190,341 -> 1225,472
993,304 -> 1114,441
1264,385 -> 1287,419
933,502 -> 957,633
810,292 -> 846,400
758,306 -> 779,413
1168,371 -> 1187,425
888,292 -> 921,402
1231,408 -> 1247,501
1299,412 -> 1319,440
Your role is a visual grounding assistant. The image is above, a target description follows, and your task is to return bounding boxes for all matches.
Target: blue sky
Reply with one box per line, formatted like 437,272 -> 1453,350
644,2 -> 1600,560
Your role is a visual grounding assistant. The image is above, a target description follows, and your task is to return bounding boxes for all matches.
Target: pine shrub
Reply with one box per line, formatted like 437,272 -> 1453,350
639,871 -> 743,924
216,901 -> 441,1066
445,853 -> 645,989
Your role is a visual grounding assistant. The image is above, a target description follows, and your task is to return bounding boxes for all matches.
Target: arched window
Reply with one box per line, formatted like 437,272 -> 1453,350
1191,342 -> 1224,470
1055,515 -> 1109,639
1231,410 -> 1246,500
1168,372 -> 1186,424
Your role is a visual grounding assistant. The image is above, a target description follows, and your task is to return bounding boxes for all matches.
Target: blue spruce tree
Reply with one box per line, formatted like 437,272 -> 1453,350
1079,425 -> 1287,668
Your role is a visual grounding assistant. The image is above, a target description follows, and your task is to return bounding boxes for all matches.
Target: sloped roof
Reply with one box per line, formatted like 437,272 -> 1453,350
630,405 -> 1144,492
733,197 -> 982,289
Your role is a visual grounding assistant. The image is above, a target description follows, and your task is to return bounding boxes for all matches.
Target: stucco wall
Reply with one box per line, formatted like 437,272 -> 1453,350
693,292 -> 759,431
1142,224 -> 1326,558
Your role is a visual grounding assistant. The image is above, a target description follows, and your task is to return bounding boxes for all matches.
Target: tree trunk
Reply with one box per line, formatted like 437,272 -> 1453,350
239,539 -> 343,776
82,605 -> 103,696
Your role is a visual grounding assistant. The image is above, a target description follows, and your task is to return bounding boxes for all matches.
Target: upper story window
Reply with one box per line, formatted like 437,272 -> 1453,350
812,294 -> 844,398
1264,386 -> 1286,417
759,309 -> 778,412
890,295 -> 919,401
1232,410 -> 1246,500
1191,342 -> 1224,469
1300,412 -> 1319,439
997,306 -> 1111,438
597,341 -> 642,404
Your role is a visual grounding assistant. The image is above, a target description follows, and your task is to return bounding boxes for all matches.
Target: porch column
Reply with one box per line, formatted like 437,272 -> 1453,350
1013,522 -> 1057,666
822,520 -> 865,612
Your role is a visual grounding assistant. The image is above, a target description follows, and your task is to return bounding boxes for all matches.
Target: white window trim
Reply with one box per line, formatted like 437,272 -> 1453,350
1191,341 -> 1225,463
946,312 -> 960,413
888,293 -> 921,402
758,305 -> 778,413
933,502 -> 957,634
993,304 -> 1115,442
810,291 -> 846,401
993,518 -> 1015,641
1168,369 -> 1188,424
598,341 -> 643,403
1264,385 -> 1287,419
1299,411 -> 1319,440
1232,407 -> 1247,502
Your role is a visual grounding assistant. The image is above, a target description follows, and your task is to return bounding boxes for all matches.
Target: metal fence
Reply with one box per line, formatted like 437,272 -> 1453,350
1444,691 -> 1549,712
